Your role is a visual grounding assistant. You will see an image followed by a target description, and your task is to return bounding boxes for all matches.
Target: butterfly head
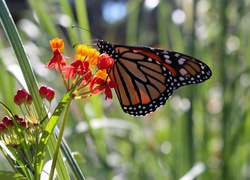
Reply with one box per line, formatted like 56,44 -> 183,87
97,39 -> 114,56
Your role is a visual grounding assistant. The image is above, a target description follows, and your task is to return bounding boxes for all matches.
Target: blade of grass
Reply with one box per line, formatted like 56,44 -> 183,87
75,0 -> 91,41
126,0 -> 143,44
26,0 -> 58,38
58,0 -> 78,44
157,0 -> 171,47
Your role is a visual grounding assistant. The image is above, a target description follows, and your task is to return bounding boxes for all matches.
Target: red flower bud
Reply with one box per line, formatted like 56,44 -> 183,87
46,87 -> 55,101
14,89 -> 32,105
0,122 -> 7,131
1,116 -> 13,127
39,85 -> 48,98
14,89 -> 28,105
97,53 -> 114,70
27,94 -> 33,104
18,118 -> 27,128
14,115 -> 27,128
39,86 -> 55,102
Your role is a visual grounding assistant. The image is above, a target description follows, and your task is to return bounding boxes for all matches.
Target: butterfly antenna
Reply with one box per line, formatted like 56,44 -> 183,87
71,25 -> 102,39
72,40 -> 98,48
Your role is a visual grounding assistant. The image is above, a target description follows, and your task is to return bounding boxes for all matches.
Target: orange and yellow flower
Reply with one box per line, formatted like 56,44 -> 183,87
47,38 -> 118,100
49,38 -> 64,52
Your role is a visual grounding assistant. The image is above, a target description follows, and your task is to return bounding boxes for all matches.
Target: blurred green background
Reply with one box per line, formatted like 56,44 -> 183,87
0,0 -> 249,179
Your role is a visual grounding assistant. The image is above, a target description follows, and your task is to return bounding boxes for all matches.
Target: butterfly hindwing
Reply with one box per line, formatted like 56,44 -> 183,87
154,48 -> 212,89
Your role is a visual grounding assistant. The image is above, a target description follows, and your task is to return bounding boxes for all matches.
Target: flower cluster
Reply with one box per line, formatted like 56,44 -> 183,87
0,115 -> 29,146
0,38 -> 118,174
0,87 -> 55,146
46,38 -> 118,99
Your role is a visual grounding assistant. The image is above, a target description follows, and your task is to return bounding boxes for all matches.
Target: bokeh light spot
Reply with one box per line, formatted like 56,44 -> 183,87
102,1 -> 127,24
226,36 -> 240,53
172,9 -> 186,25
144,0 -> 159,10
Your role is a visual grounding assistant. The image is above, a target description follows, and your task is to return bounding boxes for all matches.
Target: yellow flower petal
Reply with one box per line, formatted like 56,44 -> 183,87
75,44 -> 100,68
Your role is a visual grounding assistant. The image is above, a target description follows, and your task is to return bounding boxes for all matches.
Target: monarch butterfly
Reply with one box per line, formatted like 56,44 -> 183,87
97,40 -> 212,116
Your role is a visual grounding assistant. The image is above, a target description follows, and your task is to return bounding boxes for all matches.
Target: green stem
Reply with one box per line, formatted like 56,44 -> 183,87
56,127 -> 85,180
49,97 -> 73,180
185,0 -> 197,169
126,0 -> 143,44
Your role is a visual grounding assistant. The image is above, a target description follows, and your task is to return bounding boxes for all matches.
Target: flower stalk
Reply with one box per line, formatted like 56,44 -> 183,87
49,97 -> 73,180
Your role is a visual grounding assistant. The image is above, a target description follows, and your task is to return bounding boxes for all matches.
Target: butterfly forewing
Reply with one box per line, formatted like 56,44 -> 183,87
109,46 -> 174,116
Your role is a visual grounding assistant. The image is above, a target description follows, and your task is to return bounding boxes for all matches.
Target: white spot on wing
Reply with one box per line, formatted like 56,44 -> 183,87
178,58 -> 185,65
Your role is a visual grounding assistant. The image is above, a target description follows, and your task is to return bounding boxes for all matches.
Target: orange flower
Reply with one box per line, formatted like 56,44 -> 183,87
50,38 -> 64,52
95,69 -> 108,80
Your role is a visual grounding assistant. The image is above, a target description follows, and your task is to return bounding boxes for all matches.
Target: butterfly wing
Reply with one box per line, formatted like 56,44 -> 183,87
108,46 -> 174,116
154,48 -> 212,89
97,40 -> 212,116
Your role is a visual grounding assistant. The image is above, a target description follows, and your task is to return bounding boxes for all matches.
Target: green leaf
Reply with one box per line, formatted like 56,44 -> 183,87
0,171 -> 27,180
34,90 -> 73,178
0,142 -> 32,179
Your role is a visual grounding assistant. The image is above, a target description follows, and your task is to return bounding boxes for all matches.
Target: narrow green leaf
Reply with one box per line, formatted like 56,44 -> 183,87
126,0 -> 143,44
26,0 -> 59,38
0,171 -> 27,180
75,0 -> 91,41
0,142 -> 31,179
34,90 -> 73,178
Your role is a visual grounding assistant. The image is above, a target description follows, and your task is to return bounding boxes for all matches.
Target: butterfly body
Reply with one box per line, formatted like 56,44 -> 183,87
97,39 -> 212,116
